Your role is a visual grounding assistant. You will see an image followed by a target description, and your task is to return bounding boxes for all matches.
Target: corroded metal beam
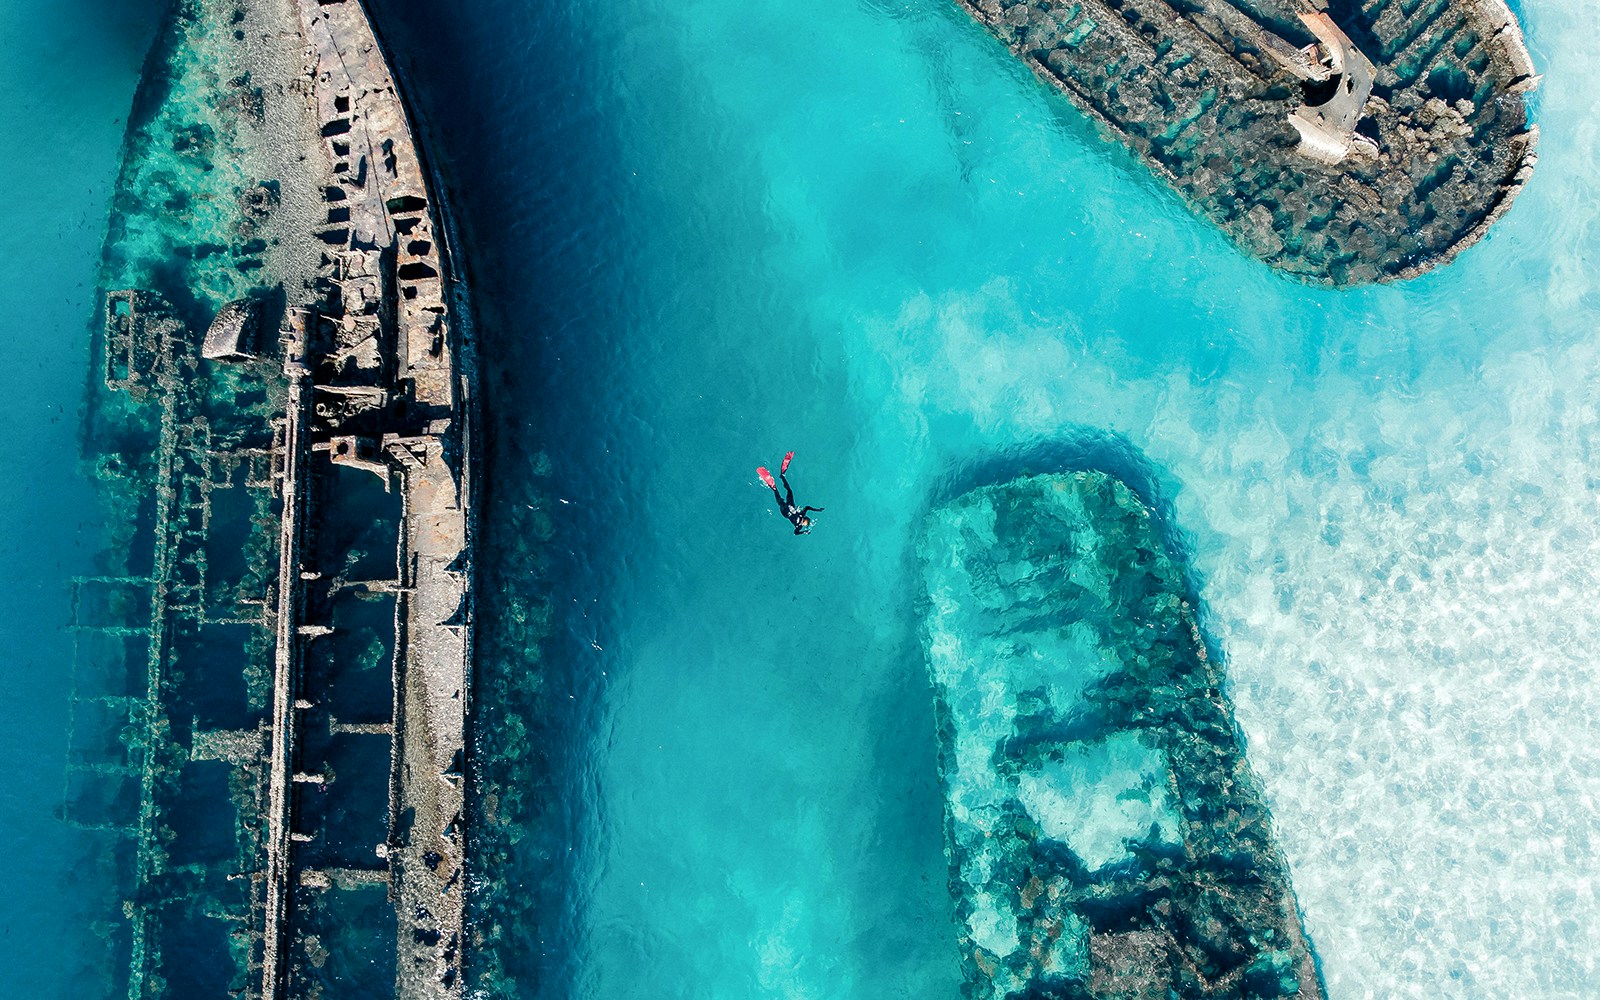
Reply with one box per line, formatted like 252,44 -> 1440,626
260,307 -> 313,1000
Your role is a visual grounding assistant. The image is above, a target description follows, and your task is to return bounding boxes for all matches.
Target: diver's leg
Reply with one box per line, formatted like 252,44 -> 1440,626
779,474 -> 795,506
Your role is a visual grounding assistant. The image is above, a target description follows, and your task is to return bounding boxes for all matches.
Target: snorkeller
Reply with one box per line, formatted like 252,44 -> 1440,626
757,451 -> 824,535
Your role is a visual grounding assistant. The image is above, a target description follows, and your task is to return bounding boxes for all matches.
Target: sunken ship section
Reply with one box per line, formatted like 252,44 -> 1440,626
917,473 -> 1321,999
958,0 -> 1538,283
286,2 -> 476,996
63,0 -> 474,997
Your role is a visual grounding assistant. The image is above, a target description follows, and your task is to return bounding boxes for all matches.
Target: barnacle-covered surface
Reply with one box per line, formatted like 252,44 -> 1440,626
959,0 -> 1538,284
919,472 -> 1322,998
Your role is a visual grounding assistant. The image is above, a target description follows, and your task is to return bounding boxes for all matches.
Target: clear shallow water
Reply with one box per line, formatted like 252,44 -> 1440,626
0,0 -> 160,993
379,0 -> 1600,996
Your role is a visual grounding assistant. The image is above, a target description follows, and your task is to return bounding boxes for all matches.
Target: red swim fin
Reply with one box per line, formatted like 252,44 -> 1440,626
780,451 -> 794,474
757,467 -> 776,490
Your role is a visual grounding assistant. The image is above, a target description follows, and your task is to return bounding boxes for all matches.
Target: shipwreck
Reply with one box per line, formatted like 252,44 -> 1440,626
66,1 -> 476,998
919,471 -> 1323,998
958,0 -> 1539,283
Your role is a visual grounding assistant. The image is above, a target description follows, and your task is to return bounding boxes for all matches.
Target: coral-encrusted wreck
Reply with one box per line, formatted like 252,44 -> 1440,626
959,0 -> 1538,283
68,1 -> 476,998
919,473 -> 1322,999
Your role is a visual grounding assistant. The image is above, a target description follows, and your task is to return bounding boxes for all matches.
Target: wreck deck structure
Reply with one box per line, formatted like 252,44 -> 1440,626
282,1 -> 476,995
958,0 -> 1539,283
64,1 -> 475,998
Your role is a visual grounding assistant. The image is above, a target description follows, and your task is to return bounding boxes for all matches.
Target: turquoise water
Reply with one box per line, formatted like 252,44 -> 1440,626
0,1 -> 161,994
380,0 -> 1598,996
5,0 -> 1599,998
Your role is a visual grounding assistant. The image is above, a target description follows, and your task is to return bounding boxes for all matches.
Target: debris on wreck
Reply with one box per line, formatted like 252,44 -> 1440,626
201,296 -> 265,361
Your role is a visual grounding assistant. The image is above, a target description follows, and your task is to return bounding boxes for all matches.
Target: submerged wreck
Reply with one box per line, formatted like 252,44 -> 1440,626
66,1 -> 474,997
958,0 -> 1539,283
918,473 -> 1321,998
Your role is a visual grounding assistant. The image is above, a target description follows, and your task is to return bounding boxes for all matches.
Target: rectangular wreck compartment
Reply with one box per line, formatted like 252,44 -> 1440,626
74,577 -> 152,631
165,758 -> 245,869
171,623 -> 256,730
64,767 -> 140,829
292,731 -> 393,871
204,479 -> 264,613
70,696 -> 139,768
155,906 -> 247,998
292,884 -> 398,997
72,631 -> 148,699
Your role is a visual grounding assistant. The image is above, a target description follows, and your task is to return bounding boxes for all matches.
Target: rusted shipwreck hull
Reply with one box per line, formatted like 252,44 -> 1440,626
960,0 -> 1538,284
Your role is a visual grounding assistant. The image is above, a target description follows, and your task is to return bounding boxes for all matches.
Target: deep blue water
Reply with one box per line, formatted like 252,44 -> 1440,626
5,0 -> 1600,997
0,1 -> 161,994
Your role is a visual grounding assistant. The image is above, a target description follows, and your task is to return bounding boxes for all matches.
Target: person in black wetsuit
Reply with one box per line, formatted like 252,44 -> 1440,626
768,469 -> 824,535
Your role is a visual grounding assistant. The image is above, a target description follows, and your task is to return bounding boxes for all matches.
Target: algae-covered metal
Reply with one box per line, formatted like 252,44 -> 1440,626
958,0 -> 1538,283
918,472 -> 1321,998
